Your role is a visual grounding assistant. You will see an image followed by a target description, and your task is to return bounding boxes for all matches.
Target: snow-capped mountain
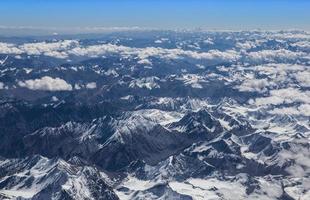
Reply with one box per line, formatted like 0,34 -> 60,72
0,155 -> 118,200
0,30 -> 309,199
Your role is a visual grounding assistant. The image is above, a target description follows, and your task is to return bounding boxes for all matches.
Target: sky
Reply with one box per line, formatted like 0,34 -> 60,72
0,0 -> 309,35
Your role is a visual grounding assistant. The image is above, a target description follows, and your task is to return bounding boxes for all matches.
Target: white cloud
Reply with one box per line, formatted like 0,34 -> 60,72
270,88 -> 310,103
0,32 -> 309,74
180,49 -> 240,61
297,104 -> 310,116
69,44 -> 241,63
176,74 -> 206,89
0,42 -> 23,54
104,69 -> 119,77
253,64 -> 306,76
0,40 -> 240,63
154,38 -> 169,44
138,58 -> 152,65
236,78 -> 269,93
74,83 -> 82,90
236,41 -> 257,50
261,31 -> 310,40
68,43 -> 131,57
154,40 -> 163,44
269,107 -> 300,115
294,71 -> 310,87
18,76 -> 72,91
252,96 -> 284,106
203,38 -> 214,45
0,40 -> 78,59
51,96 -> 59,102
85,82 -> 97,89
129,76 -> 160,90
253,88 -> 310,106
279,147 -> 310,178
0,82 -> 4,89
246,49 -> 306,63
20,40 -> 78,59
291,41 -> 310,50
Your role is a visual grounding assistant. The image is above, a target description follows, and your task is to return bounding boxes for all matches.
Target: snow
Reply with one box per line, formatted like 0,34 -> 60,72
104,69 -> 119,77
169,178 -> 247,200
51,96 -> 59,102
23,68 -> 33,74
217,118 -> 232,130
121,175 -> 157,191
252,177 -> 282,199
240,146 -> 261,162
1,30 -> 310,200
285,184 -> 310,200
0,190 -> 38,199
85,82 -> 97,89
176,74 -> 206,89
71,66 -> 78,71
169,176 -> 285,200
183,98 -> 210,111
129,76 -> 160,90
61,175 -> 93,200
0,156 -> 103,200
0,55 -> 8,65
115,175 -> 160,200
120,95 -> 133,100
133,109 -> 183,126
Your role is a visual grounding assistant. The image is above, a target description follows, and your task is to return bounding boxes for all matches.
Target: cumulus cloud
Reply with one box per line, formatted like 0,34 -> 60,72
269,107 -> 301,116
137,58 -> 152,65
104,69 -> 119,77
298,104 -> 310,116
291,41 -> 310,51
0,82 -> 4,89
68,43 -> 131,57
18,76 -> 72,91
0,42 -> 23,54
0,40 -> 78,59
294,71 -> 310,87
9,38 -> 305,65
74,83 -> 82,90
154,40 -> 163,44
263,31 -> 310,40
0,40 -> 240,63
51,96 -> 59,102
253,64 -> 306,76
203,38 -> 214,45
252,96 -> 284,106
129,76 -> 160,90
269,104 -> 310,116
236,41 -> 258,50
0,32 -> 309,71
246,49 -> 306,63
19,40 -> 78,59
253,88 -> 310,106
236,78 -> 269,93
279,146 -> 310,177
176,74 -> 207,89
71,44 -> 240,63
85,82 -> 97,89
187,49 -> 240,61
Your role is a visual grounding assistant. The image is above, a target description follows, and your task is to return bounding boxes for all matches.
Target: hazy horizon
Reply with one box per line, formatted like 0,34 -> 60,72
1,0 -> 310,36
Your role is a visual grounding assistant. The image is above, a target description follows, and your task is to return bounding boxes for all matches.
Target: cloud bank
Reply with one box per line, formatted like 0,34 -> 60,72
18,76 -> 72,91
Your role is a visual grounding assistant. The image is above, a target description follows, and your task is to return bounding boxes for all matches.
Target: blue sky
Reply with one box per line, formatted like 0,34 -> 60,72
0,0 -> 309,32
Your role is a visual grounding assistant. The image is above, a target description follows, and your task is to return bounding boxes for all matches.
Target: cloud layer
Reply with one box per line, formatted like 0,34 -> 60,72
1,38 -> 308,65
18,76 -> 72,91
